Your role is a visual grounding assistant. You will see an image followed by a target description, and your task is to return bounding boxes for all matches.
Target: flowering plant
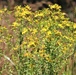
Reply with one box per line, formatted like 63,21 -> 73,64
0,4 -> 76,75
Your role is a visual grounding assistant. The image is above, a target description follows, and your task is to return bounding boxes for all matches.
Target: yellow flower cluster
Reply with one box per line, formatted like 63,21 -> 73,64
73,23 -> 76,29
49,4 -> 61,10
24,51 -> 32,57
14,5 -> 32,20
22,28 -> 28,34
12,4 -> 76,60
35,13 -> 44,17
12,21 -> 20,27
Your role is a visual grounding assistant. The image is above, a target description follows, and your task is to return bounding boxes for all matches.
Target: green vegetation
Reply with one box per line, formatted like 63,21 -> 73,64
0,4 -> 76,75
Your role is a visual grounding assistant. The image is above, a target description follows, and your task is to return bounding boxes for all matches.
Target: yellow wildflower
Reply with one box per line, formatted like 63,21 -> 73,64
41,28 -> 47,32
55,30 -> 62,36
44,54 -> 51,62
49,4 -> 61,10
24,52 -> 32,57
74,31 -> 76,34
20,11 -> 26,17
15,6 -> 21,10
40,53 -> 44,57
27,41 -> 35,48
22,28 -> 28,34
63,36 -> 69,40
41,45 -> 45,49
22,41 -> 27,45
68,44 -> 72,47
13,45 -> 19,50
45,57 -> 51,62
32,29 -> 37,34
55,16 -> 59,20
25,5 -> 31,10
62,47 -> 67,53
70,37 -> 74,42
35,13 -> 44,17
66,23 -> 70,27
24,52 -> 29,57
39,49 -> 45,53
47,30 -> 52,36
57,40 -> 61,45
58,24 -> 64,29
12,22 -> 20,27
73,23 -> 76,29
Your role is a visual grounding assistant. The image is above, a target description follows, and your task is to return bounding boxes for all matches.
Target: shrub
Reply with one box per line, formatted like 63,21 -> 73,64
0,4 -> 76,75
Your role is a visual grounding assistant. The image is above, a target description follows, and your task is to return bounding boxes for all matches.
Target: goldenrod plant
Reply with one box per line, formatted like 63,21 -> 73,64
0,4 -> 76,75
